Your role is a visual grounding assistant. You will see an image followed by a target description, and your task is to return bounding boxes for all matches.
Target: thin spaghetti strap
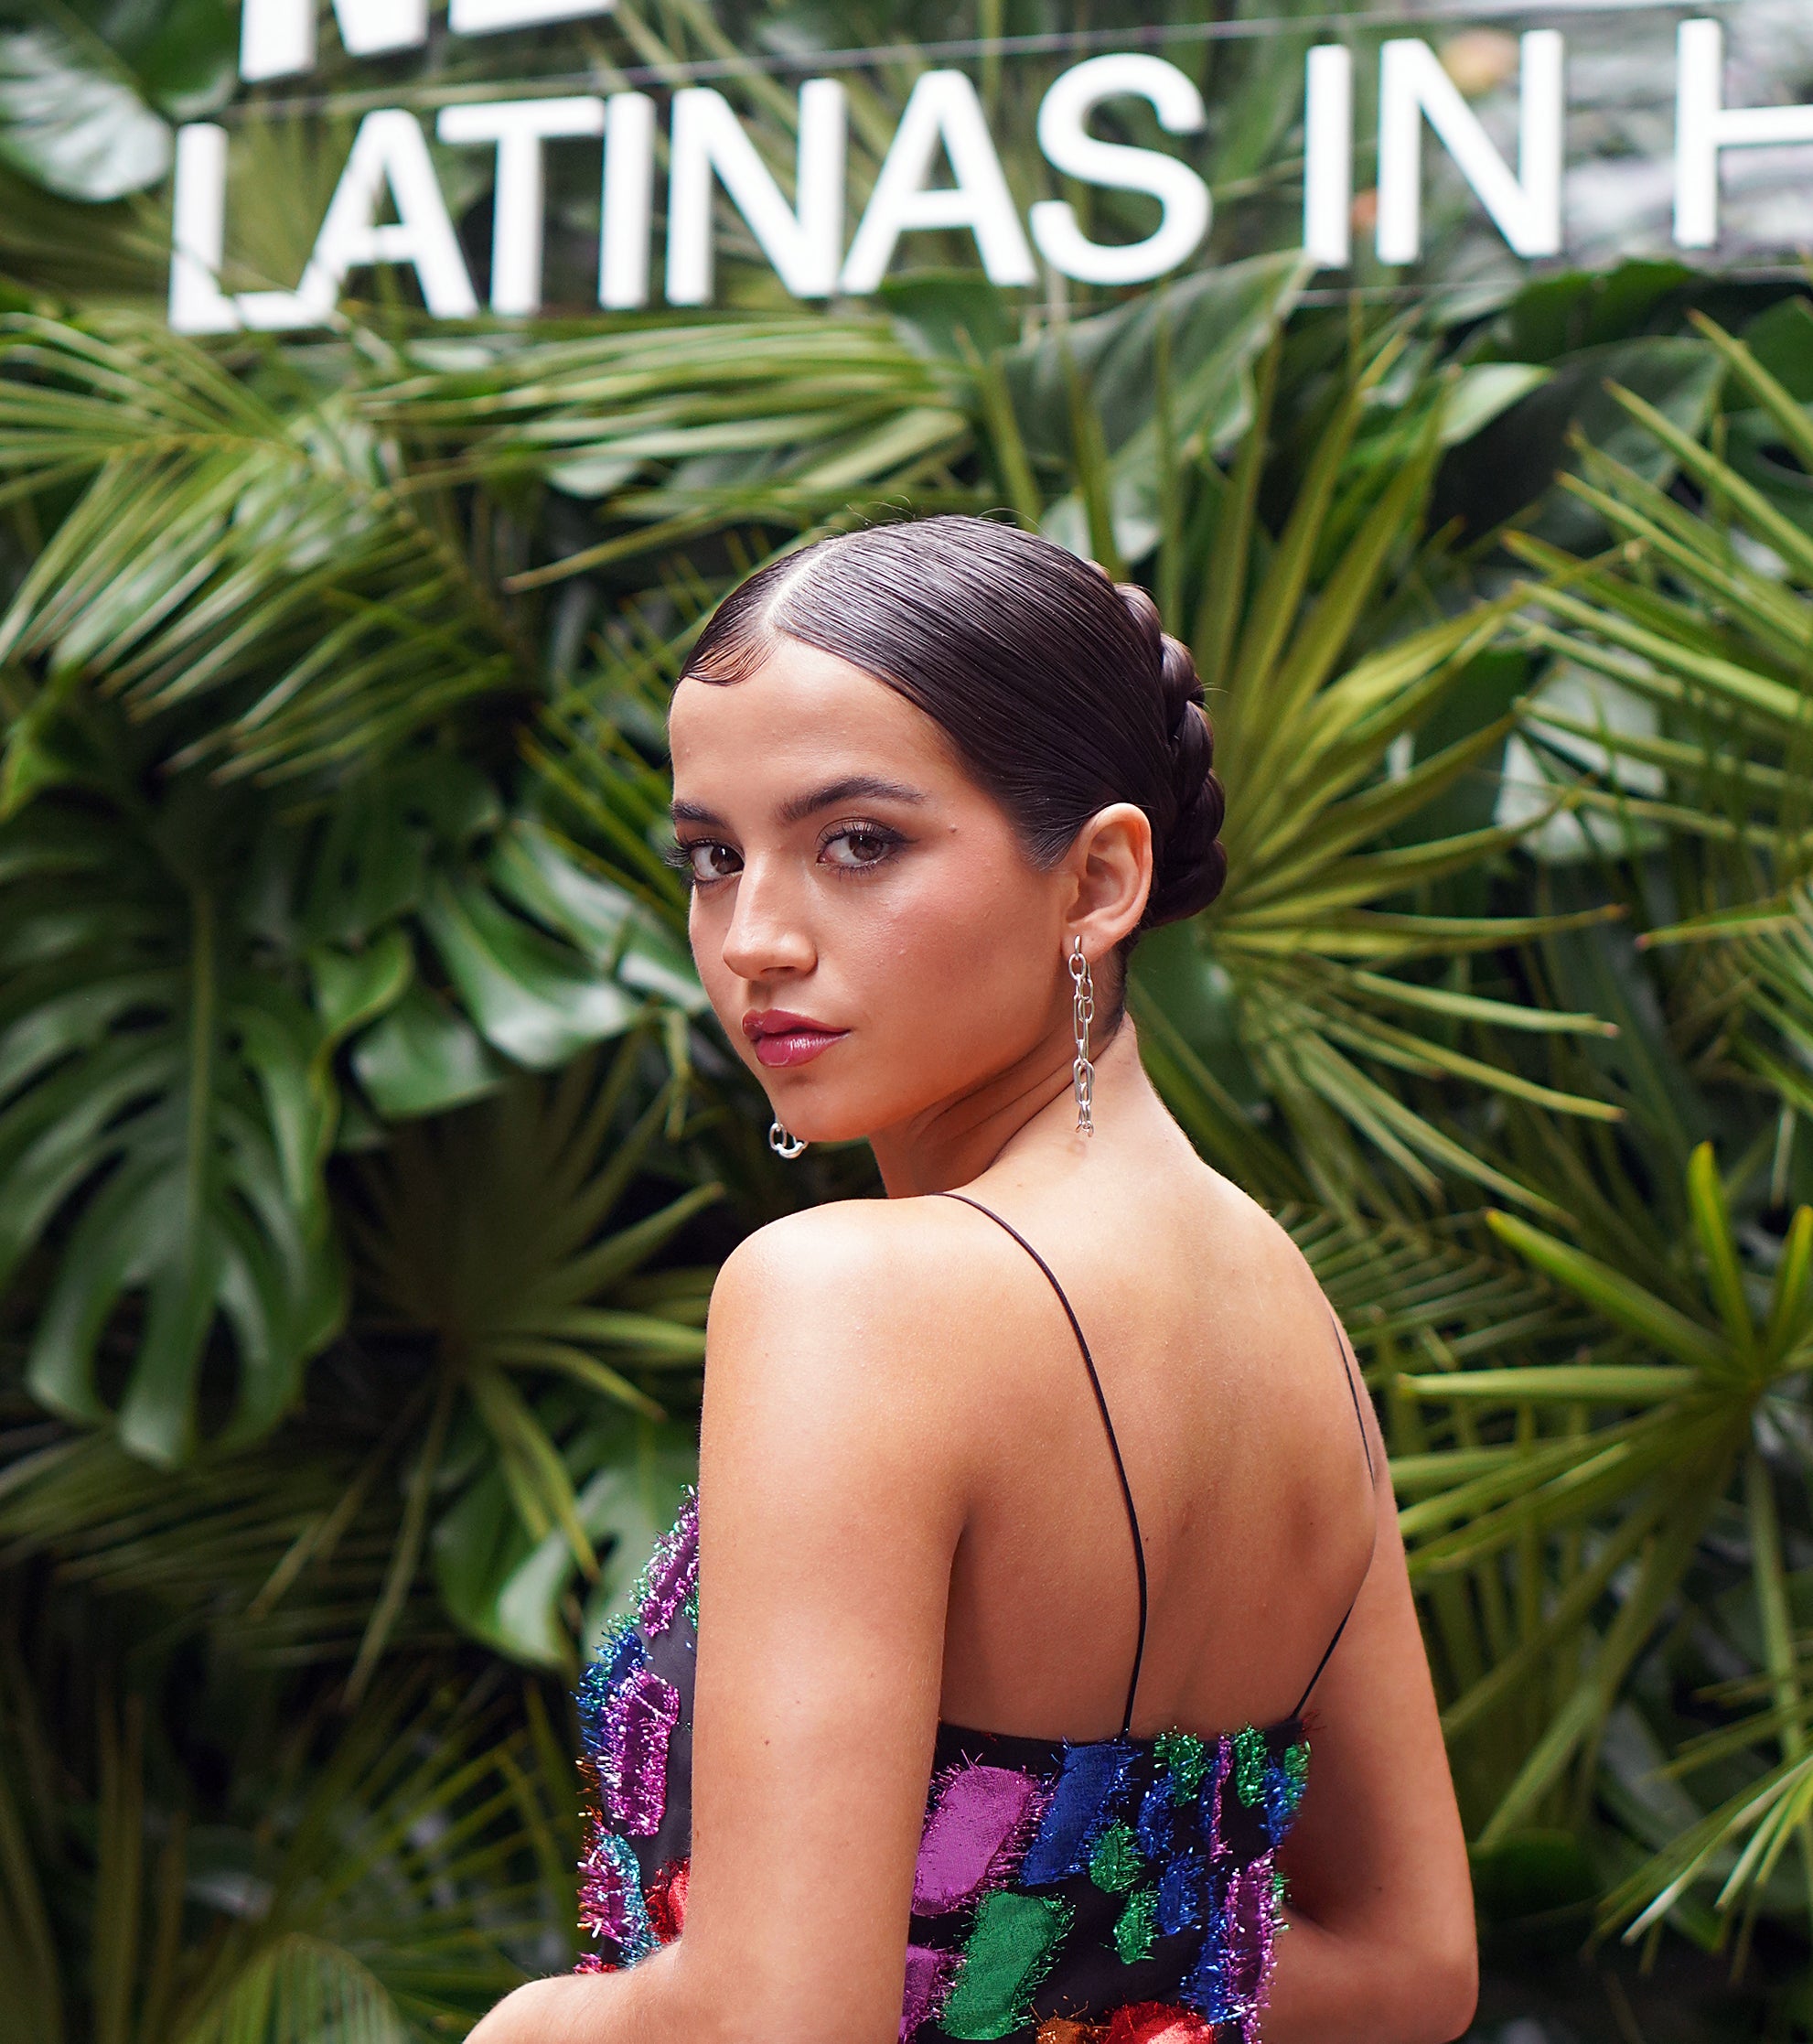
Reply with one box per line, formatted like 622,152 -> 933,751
1335,1312 -> 1376,1483
1293,1315 -> 1379,1718
939,1193 -> 1149,1737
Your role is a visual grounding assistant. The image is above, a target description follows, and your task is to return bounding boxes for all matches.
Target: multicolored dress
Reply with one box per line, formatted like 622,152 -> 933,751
574,1197 -> 1372,2043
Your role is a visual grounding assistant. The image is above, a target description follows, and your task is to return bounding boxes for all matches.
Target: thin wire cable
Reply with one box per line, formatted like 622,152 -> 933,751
228,0 -> 1733,124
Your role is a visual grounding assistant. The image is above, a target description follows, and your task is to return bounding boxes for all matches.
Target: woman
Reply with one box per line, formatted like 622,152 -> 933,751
471,518 -> 1475,2044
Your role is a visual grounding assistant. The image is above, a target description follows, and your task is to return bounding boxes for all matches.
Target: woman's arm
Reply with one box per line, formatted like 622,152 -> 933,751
469,1204 -> 969,2044
1268,1379 -> 1477,2044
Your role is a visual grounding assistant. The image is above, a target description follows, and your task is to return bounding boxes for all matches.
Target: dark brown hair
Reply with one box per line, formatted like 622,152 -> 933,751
681,516 -> 1227,930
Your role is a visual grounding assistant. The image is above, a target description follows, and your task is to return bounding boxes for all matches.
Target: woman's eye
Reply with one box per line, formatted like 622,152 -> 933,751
684,841 -> 742,884
821,828 -> 897,870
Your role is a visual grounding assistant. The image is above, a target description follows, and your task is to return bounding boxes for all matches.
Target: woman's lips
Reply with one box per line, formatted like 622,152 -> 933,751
742,1010 -> 849,1069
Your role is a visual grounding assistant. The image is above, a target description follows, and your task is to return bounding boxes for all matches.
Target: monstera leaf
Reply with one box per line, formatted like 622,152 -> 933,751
0,27 -> 170,201
434,1404 -> 699,1667
0,695 -> 697,1469
1,789 -> 353,1467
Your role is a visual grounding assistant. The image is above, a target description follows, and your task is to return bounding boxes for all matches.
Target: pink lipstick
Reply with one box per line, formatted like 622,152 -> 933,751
742,1008 -> 849,1069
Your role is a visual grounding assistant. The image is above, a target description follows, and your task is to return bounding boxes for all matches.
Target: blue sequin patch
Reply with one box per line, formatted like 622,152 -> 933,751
1136,1775 -> 1175,1858
1019,1740 -> 1136,1887
1157,1847 -> 1207,1937
577,1619 -> 646,1745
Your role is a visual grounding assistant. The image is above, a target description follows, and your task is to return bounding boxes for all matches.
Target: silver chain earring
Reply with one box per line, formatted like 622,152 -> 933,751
1068,938 -> 1096,1138
768,1121 -> 808,1159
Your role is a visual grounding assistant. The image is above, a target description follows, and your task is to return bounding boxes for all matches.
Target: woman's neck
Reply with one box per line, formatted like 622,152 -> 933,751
866,1017 -> 1156,1199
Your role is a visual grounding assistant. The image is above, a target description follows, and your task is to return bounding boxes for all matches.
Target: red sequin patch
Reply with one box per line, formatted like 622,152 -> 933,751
647,1856 -> 690,1943
1106,2004 -> 1218,2044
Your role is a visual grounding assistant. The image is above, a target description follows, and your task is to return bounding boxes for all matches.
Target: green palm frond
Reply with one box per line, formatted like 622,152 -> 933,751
374,316 -> 971,589
1285,1204 -> 1568,1368
0,313 -> 528,783
1398,1142 -> 1813,1856
0,1407 -> 445,1668
0,1694 -> 60,2043
1507,316 -> 1813,844
177,1937 -> 409,2044
184,1689 -> 559,2032
0,307 -> 970,782
1110,331 -> 1618,1218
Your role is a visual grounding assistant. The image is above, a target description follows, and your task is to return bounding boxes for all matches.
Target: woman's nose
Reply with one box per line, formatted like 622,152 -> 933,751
718,859 -> 816,981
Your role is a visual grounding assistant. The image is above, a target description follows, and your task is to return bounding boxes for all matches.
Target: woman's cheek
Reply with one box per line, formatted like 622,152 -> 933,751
858,869 -> 1048,1051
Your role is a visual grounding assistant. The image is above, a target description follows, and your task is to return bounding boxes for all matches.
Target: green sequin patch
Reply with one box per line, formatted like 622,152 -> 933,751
1284,1738 -> 1310,1803
1113,1885 -> 1158,1964
1153,1728 -> 1209,1803
939,1891 -> 1073,2040
1232,1726 -> 1269,1809
1088,1819 -> 1143,1894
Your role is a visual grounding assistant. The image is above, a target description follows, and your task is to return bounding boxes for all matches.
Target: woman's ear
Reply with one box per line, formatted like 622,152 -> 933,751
1064,802 -> 1153,957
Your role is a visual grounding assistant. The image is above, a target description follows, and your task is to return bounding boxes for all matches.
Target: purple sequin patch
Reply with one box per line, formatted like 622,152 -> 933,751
603,1665 -> 681,1836
576,1620 -> 646,1749
1201,1737 -> 1232,1860
1223,1856 -> 1279,2038
578,1830 -> 654,1960
912,1763 -> 1046,1915
638,1490 -> 700,1637
899,1942 -> 957,2040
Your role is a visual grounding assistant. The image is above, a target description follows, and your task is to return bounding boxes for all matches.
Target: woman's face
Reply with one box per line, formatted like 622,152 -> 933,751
667,639 -> 1075,1144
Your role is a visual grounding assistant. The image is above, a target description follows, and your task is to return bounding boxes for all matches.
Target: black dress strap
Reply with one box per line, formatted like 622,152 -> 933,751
939,1193 -> 1150,1738
1292,1315 -> 1379,1717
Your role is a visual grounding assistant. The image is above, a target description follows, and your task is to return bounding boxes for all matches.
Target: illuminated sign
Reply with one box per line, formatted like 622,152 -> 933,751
238,0 -> 618,81
169,15 -> 1791,334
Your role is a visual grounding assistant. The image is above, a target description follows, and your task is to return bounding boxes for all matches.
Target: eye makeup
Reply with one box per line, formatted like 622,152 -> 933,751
817,819 -> 908,872
665,816 -> 912,888
663,837 -> 741,888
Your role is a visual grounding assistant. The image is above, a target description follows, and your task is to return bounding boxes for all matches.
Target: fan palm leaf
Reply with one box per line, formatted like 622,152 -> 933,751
1114,330 -> 1617,1219
0,1656 -> 564,2044
0,311 -> 530,784
0,307 -> 970,783
1398,1144 -> 1813,1853
344,1031 -> 714,1674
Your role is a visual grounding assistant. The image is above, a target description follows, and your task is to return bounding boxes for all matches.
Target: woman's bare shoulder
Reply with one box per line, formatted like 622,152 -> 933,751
1182,1156 -> 1328,1291
704,1197 -> 1011,1423
713,1194 -> 995,1314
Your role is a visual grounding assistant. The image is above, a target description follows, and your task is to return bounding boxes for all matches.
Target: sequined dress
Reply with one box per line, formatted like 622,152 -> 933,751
574,1197 -> 1373,2044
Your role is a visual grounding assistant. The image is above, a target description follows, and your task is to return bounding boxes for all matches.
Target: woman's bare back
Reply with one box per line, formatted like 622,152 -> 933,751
928,1114 -> 1379,1743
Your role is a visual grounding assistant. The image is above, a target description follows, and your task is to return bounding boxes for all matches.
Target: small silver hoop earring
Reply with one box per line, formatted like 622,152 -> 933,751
769,1121 -> 808,1159
1068,939 -> 1097,1138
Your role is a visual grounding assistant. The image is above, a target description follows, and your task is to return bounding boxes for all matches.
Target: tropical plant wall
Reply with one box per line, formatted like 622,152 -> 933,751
6,4 -> 1813,2040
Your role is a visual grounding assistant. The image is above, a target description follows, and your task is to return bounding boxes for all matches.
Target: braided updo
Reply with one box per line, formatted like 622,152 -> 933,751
682,516 -> 1228,932
1104,577 -> 1228,925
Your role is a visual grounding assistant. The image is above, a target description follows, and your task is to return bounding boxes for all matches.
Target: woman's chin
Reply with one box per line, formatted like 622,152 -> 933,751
763,1089 -> 905,1148
767,1113 -> 869,1146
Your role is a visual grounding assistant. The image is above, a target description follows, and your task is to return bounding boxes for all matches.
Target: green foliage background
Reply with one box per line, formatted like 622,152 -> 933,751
5,3 -> 1813,2039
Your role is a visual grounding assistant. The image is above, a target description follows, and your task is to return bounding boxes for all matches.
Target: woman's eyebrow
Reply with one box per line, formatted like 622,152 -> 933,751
776,775 -> 928,825
670,799 -> 724,826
